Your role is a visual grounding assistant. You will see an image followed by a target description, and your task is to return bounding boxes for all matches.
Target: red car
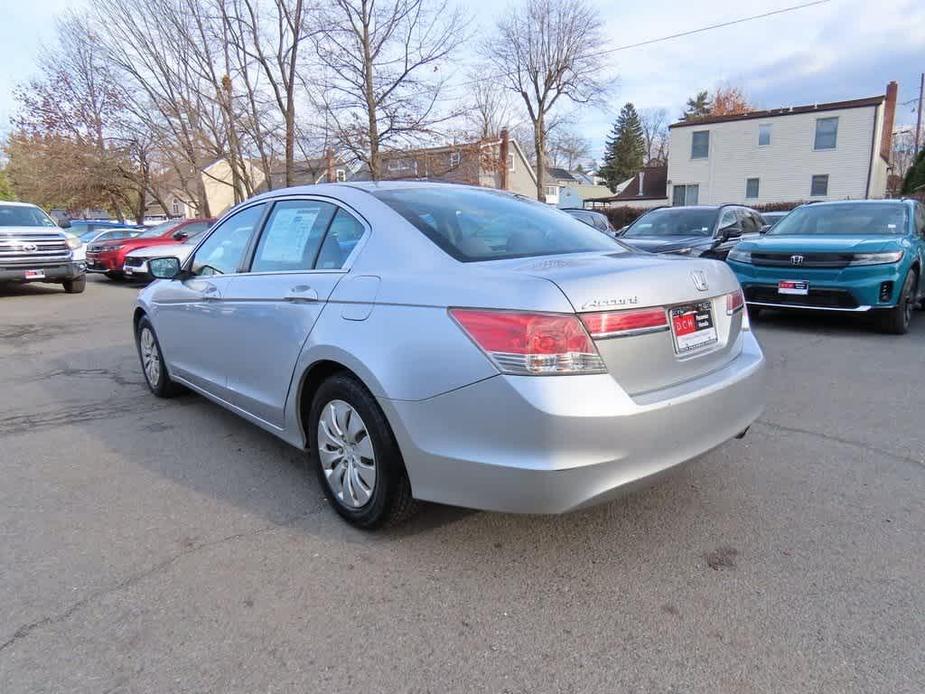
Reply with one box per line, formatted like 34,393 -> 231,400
86,218 -> 214,279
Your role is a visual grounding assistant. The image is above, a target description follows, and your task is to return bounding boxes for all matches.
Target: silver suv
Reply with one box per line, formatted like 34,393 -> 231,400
0,202 -> 86,292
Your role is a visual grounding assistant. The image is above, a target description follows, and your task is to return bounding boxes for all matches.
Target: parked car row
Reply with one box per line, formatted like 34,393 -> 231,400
86,217 -> 214,279
608,199 -> 924,334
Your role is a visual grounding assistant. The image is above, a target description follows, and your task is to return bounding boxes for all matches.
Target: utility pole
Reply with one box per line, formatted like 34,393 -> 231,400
916,72 -> 924,155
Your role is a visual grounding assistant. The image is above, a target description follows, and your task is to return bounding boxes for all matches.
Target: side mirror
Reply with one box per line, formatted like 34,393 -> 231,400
721,225 -> 743,240
148,256 -> 182,280
759,224 -> 771,234
173,231 -> 188,240
58,219 -> 71,229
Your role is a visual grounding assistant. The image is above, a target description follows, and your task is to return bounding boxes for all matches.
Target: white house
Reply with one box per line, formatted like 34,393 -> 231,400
667,82 -> 898,206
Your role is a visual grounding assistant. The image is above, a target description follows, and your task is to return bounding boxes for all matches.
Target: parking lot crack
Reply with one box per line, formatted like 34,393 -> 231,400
756,419 -> 924,469
0,506 -> 325,655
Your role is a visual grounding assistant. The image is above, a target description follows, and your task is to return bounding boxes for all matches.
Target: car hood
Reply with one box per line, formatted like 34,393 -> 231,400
737,234 -> 902,254
95,236 -> 172,251
0,226 -> 66,238
126,242 -> 192,259
620,235 -> 711,253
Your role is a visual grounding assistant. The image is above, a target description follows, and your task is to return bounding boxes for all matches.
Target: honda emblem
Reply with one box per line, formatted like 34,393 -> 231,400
690,270 -> 708,292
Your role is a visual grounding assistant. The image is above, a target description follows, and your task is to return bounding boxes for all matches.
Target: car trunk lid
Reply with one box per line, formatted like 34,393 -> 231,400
491,251 -> 746,395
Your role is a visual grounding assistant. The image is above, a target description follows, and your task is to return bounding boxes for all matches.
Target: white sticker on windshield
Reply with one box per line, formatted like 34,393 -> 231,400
887,224 -> 896,228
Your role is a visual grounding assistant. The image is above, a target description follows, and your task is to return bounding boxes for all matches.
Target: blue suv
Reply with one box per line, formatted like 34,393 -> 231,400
727,199 -> 925,334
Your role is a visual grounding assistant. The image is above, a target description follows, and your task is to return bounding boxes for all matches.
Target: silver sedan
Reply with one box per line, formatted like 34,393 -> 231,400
135,182 -> 765,528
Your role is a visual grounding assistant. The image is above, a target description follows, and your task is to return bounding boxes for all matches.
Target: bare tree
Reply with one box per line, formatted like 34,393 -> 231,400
312,0 -> 468,180
640,107 -> 669,165
546,126 -> 589,170
222,0 -> 311,187
464,72 -> 512,140
482,0 -> 607,199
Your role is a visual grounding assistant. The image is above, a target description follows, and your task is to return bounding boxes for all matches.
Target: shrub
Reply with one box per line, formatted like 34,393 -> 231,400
600,206 -> 653,229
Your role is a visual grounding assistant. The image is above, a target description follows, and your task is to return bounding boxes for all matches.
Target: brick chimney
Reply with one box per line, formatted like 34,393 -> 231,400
879,81 -> 898,162
499,128 -> 510,190
325,148 -> 335,183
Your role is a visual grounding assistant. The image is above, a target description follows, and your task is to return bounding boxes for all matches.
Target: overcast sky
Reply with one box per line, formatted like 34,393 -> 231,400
2,0 -> 922,161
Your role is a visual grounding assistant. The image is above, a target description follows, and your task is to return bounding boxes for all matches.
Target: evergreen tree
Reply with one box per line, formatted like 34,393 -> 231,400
902,148 -> 925,195
681,90 -> 712,120
600,103 -> 646,192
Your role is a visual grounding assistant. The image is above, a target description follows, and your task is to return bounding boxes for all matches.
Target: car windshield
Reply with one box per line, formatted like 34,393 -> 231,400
0,204 -> 58,227
769,203 -> 907,236
373,187 -> 621,262
79,230 -> 100,242
623,208 -> 717,238
138,220 -> 182,238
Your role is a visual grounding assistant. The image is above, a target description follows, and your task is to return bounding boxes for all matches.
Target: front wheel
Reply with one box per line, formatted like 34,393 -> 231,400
877,271 -> 916,335
63,275 -> 86,293
308,373 -> 417,529
135,316 -> 184,397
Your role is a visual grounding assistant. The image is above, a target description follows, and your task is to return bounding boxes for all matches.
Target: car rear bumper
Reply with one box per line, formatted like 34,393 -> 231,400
730,260 -> 907,310
0,262 -> 85,282
380,332 -> 765,514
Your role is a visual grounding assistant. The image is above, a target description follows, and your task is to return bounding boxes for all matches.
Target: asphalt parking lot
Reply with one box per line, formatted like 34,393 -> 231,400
1,276 -> 923,693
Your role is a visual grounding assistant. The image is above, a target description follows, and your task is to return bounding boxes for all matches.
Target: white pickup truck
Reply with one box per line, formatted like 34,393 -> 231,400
0,202 -> 87,293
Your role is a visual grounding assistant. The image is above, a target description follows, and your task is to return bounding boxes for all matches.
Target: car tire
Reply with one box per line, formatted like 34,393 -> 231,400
135,316 -> 185,397
105,271 -> 124,281
62,275 -> 86,293
877,270 -> 916,335
308,373 -> 417,529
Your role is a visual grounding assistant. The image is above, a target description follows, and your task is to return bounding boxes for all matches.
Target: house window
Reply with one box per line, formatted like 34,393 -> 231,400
544,185 -> 558,197
387,158 -> 413,172
672,184 -> 699,206
745,178 -> 760,199
691,131 -> 709,159
335,169 -> 346,182
758,124 -> 771,147
507,153 -> 515,171
448,151 -> 461,167
814,117 -> 838,150
171,199 -> 181,216
811,175 -> 829,197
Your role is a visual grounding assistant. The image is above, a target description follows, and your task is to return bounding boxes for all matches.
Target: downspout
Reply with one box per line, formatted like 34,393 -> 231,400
864,104 -> 880,199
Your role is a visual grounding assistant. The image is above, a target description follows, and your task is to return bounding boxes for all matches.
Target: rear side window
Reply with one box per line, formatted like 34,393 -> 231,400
250,200 -> 336,273
316,209 -> 365,269
374,187 -> 618,262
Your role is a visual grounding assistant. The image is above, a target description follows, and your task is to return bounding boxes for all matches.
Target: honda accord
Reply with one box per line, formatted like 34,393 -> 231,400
134,183 -> 765,528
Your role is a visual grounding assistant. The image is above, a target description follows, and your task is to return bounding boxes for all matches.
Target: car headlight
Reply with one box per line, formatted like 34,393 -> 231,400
848,251 -> 903,266
107,244 -> 125,252
727,247 -> 752,263
66,236 -> 83,250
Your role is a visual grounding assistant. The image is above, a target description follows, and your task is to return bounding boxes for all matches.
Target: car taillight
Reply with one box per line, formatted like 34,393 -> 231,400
579,307 -> 668,339
449,309 -> 606,375
726,289 -> 744,315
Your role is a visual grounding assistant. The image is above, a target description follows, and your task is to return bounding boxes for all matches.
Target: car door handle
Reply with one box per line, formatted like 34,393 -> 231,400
285,285 -> 319,303
201,284 -> 220,301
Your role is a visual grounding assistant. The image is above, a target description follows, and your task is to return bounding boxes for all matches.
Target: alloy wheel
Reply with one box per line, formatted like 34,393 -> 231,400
139,327 -> 161,387
317,400 -> 377,508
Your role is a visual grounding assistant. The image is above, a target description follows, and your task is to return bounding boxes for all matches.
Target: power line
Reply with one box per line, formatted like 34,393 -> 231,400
439,0 -> 833,97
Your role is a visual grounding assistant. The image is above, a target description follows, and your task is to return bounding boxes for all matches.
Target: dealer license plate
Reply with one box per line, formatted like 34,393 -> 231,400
778,280 -> 809,296
670,301 -> 718,354
24,269 -> 45,279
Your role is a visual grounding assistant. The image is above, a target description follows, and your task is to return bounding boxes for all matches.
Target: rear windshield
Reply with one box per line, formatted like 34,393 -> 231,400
769,203 -> 906,235
0,204 -> 57,227
623,208 -> 718,238
373,187 -> 621,262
